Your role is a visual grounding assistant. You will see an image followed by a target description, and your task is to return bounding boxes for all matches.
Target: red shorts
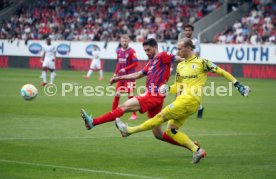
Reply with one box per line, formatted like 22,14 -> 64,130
115,81 -> 135,94
136,93 -> 165,118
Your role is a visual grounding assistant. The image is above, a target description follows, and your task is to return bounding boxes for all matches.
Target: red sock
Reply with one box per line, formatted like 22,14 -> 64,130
162,132 -> 181,146
92,108 -> 124,126
112,96 -> 120,110
128,96 -> 136,115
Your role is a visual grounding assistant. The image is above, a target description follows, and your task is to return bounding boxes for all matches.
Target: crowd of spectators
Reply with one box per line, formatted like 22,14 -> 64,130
213,0 -> 275,44
0,0 -> 17,10
0,0 -> 222,42
0,0 -> 15,10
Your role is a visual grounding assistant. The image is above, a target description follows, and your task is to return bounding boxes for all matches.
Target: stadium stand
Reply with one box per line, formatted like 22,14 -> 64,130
213,1 -> 275,44
0,0 -> 222,42
0,0 -> 16,10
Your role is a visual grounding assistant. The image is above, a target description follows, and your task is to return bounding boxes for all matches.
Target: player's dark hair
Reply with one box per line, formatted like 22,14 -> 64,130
143,38 -> 158,47
184,24 -> 194,31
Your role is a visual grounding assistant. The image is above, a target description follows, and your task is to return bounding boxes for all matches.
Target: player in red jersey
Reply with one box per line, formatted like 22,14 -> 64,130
80,38 -> 187,146
113,35 -> 138,120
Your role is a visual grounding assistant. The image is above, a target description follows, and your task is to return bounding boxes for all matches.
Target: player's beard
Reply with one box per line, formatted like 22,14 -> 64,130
122,44 -> 128,50
148,53 -> 155,59
186,35 -> 192,39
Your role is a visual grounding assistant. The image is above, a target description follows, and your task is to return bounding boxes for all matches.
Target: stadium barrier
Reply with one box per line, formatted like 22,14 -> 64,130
0,40 -> 275,78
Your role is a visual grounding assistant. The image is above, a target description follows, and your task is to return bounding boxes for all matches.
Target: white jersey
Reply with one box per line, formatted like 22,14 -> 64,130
192,38 -> 200,55
43,44 -> 56,60
90,49 -> 101,69
92,49 -> 100,62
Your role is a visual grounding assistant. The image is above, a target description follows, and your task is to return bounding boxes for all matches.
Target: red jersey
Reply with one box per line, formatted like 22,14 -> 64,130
142,52 -> 175,95
115,47 -> 138,80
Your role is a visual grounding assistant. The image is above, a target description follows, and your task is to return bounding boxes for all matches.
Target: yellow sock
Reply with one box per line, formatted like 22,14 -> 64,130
128,113 -> 165,134
166,129 -> 199,152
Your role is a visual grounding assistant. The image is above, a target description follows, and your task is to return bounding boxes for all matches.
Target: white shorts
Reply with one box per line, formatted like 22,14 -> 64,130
42,58 -> 55,69
90,60 -> 101,70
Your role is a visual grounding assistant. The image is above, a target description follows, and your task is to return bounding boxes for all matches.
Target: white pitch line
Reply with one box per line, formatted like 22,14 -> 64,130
0,159 -> 163,179
0,133 -> 275,141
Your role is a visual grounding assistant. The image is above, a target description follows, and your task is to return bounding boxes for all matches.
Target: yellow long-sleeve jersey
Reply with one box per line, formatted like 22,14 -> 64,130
170,55 -> 237,102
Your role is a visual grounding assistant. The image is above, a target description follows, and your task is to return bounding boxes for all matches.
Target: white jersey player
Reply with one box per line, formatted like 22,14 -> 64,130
84,46 -> 103,80
183,24 -> 200,56
41,38 -> 56,86
191,38 -> 200,56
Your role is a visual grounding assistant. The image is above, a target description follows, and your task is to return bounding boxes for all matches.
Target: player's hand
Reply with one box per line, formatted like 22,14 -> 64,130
40,59 -> 43,63
234,82 -> 251,96
119,68 -> 125,73
113,73 -> 117,77
159,84 -> 169,96
109,77 -> 118,85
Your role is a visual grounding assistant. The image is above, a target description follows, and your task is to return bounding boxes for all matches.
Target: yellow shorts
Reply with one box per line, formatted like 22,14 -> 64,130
162,95 -> 199,128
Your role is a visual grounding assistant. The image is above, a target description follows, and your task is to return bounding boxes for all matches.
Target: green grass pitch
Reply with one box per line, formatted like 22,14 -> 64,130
0,68 -> 275,179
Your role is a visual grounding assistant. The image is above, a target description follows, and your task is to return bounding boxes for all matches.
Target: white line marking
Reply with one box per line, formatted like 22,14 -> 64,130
0,133 -> 274,141
0,159 -> 163,179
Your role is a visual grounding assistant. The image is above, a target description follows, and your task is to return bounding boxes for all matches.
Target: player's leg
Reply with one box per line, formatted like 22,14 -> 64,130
112,82 -> 123,110
128,96 -> 137,120
159,98 -> 199,151
49,68 -> 56,84
117,97 -> 195,139
112,92 -> 120,110
163,100 -> 206,163
164,124 -> 206,164
116,95 -> 166,135
116,112 -> 167,137
96,62 -> 103,80
41,67 -> 47,86
81,96 -> 141,129
87,61 -> 95,78
197,104 -> 204,119
85,61 -> 94,79
144,99 -> 179,143
151,122 -> 199,147
99,69 -> 103,80
165,121 -> 198,152
128,82 -> 137,120
41,59 -> 48,86
147,103 -> 164,140
48,59 -> 56,84
86,68 -> 93,78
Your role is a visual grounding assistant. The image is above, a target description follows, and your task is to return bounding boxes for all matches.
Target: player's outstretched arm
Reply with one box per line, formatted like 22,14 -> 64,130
109,71 -> 145,85
214,67 -> 251,96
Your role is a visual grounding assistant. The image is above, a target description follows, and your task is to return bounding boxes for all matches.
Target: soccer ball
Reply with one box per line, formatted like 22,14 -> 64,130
20,84 -> 38,100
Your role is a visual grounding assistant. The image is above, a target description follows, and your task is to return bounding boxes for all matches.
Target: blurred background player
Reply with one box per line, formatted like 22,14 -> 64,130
84,45 -> 103,80
40,38 -> 56,86
179,24 -> 204,118
180,24 -> 200,56
113,35 -> 138,120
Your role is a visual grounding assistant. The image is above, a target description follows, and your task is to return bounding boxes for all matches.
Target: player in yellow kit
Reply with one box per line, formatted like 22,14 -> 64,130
115,38 -> 250,164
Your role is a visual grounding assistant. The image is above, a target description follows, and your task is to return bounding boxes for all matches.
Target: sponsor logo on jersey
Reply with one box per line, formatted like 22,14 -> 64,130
57,44 -> 70,55
119,58 -> 127,63
86,44 -> 100,56
169,103 -> 174,109
177,75 -> 198,81
28,43 -> 42,54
